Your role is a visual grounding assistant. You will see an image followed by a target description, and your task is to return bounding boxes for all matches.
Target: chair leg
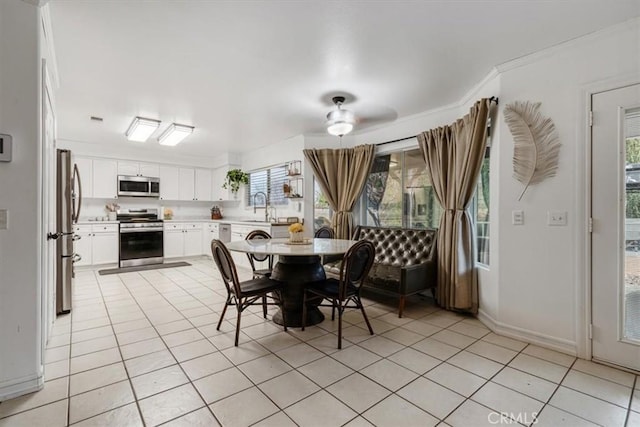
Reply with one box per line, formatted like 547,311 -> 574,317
331,304 -> 336,321
337,303 -> 343,350
277,290 -> 287,332
234,305 -> 242,347
357,296 -> 374,335
301,291 -> 308,331
217,298 -> 230,331
262,296 -> 268,319
398,295 -> 406,318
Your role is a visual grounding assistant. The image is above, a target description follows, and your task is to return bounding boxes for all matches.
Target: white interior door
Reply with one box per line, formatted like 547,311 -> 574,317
592,83 -> 640,371
42,63 -> 57,344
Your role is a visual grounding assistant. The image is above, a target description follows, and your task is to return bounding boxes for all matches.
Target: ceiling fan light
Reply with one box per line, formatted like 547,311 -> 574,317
327,122 -> 354,136
125,117 -> 161,142
158,123 -> 194,146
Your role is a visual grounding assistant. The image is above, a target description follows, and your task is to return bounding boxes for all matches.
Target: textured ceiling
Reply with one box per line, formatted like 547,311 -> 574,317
49,0 -> 640,157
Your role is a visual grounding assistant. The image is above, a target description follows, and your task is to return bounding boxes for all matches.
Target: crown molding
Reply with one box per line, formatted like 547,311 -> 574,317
21,0 -> 50,6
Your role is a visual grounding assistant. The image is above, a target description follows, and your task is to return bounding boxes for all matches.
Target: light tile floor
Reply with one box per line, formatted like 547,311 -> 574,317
0,257 -> 639,426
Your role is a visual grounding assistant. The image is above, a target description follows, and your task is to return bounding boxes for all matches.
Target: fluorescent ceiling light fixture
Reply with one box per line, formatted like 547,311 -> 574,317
158,123 -> 195,146
326,96 -> 355,137
125,117 -> 161,142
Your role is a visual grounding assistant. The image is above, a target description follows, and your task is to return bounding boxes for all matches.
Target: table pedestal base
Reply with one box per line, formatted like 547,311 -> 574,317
270,255 -> 325,328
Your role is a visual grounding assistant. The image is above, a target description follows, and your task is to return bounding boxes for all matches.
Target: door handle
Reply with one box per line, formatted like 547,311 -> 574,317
47,232 -> 62,240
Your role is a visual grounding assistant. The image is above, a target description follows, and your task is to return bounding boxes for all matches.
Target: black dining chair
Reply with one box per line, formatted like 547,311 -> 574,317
245,229 -> 274,318
314,226 -> 335,239
211,239 -> 287,346
302,240 -> 376,349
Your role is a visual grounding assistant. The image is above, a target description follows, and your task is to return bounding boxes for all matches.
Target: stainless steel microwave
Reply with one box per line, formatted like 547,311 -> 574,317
117,175 -> 160,197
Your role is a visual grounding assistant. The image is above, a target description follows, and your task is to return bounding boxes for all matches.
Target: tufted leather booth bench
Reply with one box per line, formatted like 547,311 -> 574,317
325,225 -> 437,317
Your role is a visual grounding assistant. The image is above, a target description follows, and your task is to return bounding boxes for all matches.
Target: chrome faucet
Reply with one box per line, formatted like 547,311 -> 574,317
253,191 -> 269,222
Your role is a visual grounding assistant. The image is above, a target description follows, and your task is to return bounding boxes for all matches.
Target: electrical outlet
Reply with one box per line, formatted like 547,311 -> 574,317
0,209 -> 8,230
548,211 -> 567,226
512,210 -> 524,225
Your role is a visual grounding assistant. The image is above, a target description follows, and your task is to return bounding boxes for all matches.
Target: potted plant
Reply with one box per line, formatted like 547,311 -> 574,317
223,169 -> 249,194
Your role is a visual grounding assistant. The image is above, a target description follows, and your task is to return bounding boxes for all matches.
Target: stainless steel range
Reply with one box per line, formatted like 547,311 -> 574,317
118,209 -> 164,267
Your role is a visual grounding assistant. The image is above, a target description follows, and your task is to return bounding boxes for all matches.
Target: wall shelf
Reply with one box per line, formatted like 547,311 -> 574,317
283,176 -> 303,199
286,160 -> 302,176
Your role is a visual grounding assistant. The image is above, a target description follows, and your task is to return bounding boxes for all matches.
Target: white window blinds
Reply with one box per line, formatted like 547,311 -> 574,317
247,166 -> 288,206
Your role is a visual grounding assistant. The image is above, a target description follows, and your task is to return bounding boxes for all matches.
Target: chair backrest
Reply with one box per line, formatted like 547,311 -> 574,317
210,239 -> 242,296
314,226 -> 335,239
353,225 -> 437,267
339,240 -> 375,299
245,229 -> 273,271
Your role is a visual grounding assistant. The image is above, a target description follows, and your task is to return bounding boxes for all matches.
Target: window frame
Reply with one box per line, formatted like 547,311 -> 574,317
246,164 -> 288,207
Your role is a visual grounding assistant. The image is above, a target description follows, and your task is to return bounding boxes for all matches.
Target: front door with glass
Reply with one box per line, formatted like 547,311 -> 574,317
591,83 -> 640,371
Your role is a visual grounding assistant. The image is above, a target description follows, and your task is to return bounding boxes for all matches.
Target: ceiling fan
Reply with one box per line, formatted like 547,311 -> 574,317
323,95 -> 398,137
326,96 -> 356,136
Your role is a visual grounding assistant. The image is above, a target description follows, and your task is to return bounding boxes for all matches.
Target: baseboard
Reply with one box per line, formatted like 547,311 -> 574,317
0,372 -> 44,402
477,309 -> 577,356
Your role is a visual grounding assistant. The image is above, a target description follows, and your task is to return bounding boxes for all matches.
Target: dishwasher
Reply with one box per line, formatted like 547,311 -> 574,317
219,223 -> 231,243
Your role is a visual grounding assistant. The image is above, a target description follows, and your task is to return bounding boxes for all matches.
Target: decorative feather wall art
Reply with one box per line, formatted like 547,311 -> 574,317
504,101 -> 561,201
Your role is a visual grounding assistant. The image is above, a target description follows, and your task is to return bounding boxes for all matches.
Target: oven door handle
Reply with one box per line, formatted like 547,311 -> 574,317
120,227 -> 164,233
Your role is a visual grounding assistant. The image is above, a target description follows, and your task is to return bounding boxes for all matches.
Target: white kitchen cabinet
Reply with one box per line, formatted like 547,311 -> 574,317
202,223 -> 219,256
73,224 -> 92,267
164,222 -> 203,258
139,163 -> 160,177
195,169 -> 213,201
164,223 -> 184,258
118,161 -> 160,178
159,166 -> 180,200
179,168 -> 195,201
212,166 -> 240,201
117,161 -> 139,177
92,159 -> 118,199
184,224 -> 203,256
91,224 -> 118,265
74,157 -> 93,198
73,223 -> 118,266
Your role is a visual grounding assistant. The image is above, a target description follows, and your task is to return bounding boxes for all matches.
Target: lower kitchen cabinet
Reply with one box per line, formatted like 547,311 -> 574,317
164,222 -> 204,258
74,223 -> 119,266
202,223 -> 219,255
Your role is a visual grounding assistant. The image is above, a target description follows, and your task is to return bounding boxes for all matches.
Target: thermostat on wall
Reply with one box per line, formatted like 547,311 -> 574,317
0,134 -> 12,162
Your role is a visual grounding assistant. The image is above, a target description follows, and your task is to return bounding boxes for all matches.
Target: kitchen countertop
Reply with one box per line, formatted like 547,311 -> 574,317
76,218 -> 299,226
164,218 -> 293,226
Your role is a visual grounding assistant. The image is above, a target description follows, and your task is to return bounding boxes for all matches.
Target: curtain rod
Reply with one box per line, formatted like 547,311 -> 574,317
375,96 -> 499,146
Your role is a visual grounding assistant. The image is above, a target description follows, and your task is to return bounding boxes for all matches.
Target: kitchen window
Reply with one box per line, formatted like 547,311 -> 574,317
247,165 -> 288,206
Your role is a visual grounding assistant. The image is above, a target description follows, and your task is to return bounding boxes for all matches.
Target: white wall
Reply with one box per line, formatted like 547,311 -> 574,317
0,0 -> 43,400
489,18 -> 640,355
222,135 -> 308,228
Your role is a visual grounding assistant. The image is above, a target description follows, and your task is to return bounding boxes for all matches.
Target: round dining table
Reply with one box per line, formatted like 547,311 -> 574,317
225,237 -> 357,327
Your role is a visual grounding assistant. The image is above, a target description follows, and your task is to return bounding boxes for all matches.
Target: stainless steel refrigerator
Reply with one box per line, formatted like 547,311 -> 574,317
55,149 -> 82,314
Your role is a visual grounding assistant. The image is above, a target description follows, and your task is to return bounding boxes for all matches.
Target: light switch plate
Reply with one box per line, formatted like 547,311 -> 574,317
0,134 -> 12,162
512,210 -> 524,225
0,209 -> 8,230
548,210 -> 567,226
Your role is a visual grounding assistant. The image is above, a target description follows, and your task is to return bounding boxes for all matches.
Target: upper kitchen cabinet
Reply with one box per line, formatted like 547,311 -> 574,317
74,156 -> 117,199
212,165 -> 240,201
179,168 -> 196,201
159,166 -> 180,200
74,157 -> 93,198
195,169 -> 213,201
93,159 -> 118,199
118,161 -> 160,178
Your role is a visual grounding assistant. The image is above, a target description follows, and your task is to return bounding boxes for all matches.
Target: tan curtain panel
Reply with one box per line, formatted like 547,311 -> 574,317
303,144 -> 375,239
418,99 -> 492,313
